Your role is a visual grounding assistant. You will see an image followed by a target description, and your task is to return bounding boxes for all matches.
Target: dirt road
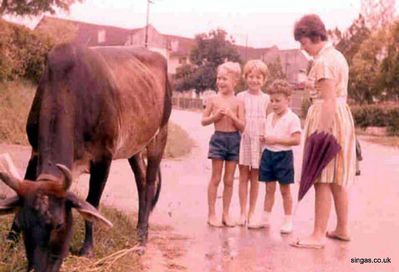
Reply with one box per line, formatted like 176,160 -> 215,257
1,109 -> 398,272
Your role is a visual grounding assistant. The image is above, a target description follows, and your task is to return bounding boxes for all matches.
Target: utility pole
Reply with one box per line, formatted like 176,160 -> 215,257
144,0 -> 153,48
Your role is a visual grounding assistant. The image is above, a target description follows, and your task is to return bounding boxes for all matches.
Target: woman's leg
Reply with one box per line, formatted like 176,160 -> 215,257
207,159 -> 224,226
312,183 -> 332,239
291,183 -> 332,247
248,169 -> 260,220
222,160 -> 237,226
238,165 -> 250,224
329,183 -> 350,239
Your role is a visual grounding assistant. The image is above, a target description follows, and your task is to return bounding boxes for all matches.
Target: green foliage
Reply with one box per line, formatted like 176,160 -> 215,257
380,21 -> 399,100
351,103 -> 399,135
175,29 -> 241,93
0,19 -> 54,83
0,19 -> 78,83
300,98 -> 312,119
349,25 -> 398,104
0,0 -> 80,16
265,57 -> 287,89
335,15 -> 371,64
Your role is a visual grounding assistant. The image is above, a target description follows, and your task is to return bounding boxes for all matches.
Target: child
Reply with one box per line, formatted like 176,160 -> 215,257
237,60 -> 270,228
259,79 -> 301,234
202,61 -> 245,227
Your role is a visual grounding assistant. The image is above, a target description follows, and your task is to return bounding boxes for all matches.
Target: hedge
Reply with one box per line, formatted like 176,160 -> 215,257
0,19 -> 54,83
351,103 -> 399,135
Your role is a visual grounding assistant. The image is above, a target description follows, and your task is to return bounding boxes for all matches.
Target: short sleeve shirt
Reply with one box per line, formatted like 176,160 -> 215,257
308,43 -> 349,100
264,109 -> 301,152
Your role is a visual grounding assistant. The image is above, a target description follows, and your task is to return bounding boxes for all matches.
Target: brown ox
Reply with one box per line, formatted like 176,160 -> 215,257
0,43 -> 171,272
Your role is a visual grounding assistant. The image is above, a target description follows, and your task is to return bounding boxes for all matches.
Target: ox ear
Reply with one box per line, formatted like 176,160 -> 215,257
0,195 -> 20,215
66,193 -> 113,228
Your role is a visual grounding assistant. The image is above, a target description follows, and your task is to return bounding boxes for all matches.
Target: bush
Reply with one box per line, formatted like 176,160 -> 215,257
0,19 -> 54,83
351,103 -> 399,135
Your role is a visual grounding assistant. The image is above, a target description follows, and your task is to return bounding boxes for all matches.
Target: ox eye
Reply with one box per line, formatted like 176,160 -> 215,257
54,223 -> 64,231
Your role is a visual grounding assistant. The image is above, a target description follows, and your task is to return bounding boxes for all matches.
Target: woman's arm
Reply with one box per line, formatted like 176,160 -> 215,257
317,78 -> 336,132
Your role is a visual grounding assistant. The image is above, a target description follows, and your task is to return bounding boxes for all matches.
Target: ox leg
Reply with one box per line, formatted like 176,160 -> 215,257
128,153 -> 146,230
79,158 -> 111,256
138,125 -> 168,245
7,155 -> 38,242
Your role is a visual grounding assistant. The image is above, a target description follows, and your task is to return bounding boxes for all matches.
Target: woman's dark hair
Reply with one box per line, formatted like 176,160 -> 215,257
294,14 -> 327,42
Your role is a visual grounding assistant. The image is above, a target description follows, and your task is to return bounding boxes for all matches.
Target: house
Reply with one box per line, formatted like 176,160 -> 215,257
35,16 -> 308,82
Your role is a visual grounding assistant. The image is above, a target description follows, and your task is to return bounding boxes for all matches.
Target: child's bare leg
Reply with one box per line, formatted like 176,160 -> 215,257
264,182 -> 276,212
279,184 -> 293,215
280,184 -> 293,234
222,160 -> 237,226
207,159 -> 223,226
248,169 -> 259,219
238,165 -> 250,224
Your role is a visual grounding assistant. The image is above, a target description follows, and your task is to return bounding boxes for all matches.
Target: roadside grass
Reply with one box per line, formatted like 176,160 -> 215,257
164,122 -> 194,159
0,80 -> 36,145
0,81 -> 194,158
0,205 -> 144,272
356,128 -> 399,148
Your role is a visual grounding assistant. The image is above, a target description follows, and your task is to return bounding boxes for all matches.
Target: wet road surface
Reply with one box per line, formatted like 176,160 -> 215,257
2,109 -> 398,272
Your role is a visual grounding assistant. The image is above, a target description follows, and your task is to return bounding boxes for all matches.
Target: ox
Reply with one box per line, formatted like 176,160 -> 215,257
0,43 -> 171,272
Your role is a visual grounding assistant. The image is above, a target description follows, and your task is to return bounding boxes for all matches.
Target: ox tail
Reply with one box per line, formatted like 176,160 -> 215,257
160,76 -> 172,128
151,169 -> 162,211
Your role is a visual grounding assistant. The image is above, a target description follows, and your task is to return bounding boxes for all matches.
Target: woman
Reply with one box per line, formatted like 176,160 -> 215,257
291,14 -> 356,249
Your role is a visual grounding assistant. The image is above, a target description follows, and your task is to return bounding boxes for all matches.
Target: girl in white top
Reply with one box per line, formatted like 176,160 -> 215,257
237,60 -> 270,228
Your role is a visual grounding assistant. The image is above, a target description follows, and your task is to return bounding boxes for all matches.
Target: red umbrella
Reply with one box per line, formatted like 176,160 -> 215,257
298,131 -> 341,201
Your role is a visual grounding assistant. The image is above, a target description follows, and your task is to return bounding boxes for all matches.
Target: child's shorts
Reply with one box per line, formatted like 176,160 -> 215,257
259,149 -> 294,184
208,131 -> 241,161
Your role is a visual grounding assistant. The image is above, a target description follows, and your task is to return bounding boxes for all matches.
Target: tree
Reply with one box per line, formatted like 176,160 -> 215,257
175,29 -> 241,93
380,21 -> 399,100
265,57 -> 286,88
0,0 -> 80,16
361,0 -> 396,30
335,15 -> 371,64
350,27 -> 390,103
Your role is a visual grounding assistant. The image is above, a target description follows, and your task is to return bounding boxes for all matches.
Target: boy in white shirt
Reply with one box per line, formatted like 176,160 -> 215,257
259,80 -> 301,234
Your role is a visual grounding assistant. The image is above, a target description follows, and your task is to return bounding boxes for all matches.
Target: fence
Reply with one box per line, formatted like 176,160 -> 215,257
172,90 -> 306,116
172,97 -> 204,110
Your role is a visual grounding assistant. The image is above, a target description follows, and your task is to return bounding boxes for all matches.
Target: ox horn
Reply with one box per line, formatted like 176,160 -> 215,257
56,164 -> 73,191
0,172 -> 20,193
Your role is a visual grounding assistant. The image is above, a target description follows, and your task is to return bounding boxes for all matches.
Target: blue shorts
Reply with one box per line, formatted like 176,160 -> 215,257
208,131 -> 241,161
259,149 -> 294,184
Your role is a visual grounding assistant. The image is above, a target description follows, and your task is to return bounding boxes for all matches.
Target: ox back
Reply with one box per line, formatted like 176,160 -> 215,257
28,44 -> 171,177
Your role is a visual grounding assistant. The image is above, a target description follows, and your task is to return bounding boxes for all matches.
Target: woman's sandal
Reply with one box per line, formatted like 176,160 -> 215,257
290,239 -> 325,249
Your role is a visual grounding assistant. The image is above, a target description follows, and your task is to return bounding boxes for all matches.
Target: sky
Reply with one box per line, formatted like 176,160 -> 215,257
5,0 -> 398,49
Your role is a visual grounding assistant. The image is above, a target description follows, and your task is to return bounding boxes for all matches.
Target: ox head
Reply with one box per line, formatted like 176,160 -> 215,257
0,164 -> 112,272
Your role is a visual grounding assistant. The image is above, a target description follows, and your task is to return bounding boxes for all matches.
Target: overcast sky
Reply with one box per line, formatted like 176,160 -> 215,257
6,0 -> 399,49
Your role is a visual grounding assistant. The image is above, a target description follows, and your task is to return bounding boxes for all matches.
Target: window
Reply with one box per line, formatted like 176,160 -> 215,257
98,30 -> 106,44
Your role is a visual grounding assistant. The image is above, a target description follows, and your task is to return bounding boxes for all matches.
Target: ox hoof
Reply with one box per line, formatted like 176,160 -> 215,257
134,245 -> 146,256
78,246 -> 94,257
6,231 -> 20,243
